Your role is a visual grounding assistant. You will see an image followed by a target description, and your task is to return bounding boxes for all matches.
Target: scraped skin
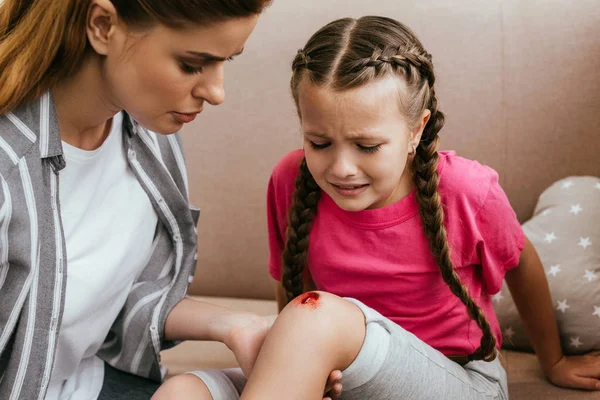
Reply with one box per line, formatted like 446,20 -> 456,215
293,291 -> 321,309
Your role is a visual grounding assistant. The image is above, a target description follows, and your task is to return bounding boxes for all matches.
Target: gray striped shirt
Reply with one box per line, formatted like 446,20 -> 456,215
0,93 -> 199,399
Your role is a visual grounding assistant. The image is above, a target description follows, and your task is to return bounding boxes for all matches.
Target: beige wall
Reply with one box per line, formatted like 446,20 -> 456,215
182,0 -> 600,299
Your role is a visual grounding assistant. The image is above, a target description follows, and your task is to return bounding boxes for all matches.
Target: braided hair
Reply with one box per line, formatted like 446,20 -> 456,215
283,16 -> 497,362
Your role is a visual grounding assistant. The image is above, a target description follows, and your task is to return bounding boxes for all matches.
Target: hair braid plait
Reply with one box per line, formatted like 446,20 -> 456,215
412,84 -> 497,361
281,158 -> 321,303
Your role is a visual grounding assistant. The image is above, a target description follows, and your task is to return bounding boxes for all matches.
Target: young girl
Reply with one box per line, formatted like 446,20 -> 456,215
180,15 -> 600,400
0,1 -> 307,399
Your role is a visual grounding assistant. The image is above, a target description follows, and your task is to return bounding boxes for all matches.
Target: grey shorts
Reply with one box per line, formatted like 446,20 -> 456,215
188,298 -> 509,400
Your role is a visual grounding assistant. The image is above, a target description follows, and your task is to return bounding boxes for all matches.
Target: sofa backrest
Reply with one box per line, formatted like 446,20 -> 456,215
183,0 -> 600,299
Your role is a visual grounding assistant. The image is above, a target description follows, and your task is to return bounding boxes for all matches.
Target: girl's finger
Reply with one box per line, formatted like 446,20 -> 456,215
569,376 -> 600,391
331,383 -> 343,399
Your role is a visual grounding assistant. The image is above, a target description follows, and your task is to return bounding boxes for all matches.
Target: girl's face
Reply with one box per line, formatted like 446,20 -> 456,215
298,76 -> 427,211
90,2 -> 258,134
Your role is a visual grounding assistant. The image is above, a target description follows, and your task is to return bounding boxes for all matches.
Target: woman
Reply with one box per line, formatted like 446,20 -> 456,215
0,1 -> 281,399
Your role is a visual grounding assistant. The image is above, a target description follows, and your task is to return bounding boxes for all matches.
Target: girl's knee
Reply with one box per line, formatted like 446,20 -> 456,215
281,291 -> 366,339
284,291 -> 363,319
152,374 -> 214,400
278,291 -> 367,369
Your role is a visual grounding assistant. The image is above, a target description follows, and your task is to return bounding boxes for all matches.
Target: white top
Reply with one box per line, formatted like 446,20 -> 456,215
46,112 -> 158,399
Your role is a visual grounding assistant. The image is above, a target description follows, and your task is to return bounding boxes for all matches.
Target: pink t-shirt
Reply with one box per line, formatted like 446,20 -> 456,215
268,149 -> 525,356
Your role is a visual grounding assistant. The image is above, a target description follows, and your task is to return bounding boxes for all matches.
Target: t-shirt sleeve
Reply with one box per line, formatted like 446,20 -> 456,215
267,150 -> 304,281
475,173 -> 525,294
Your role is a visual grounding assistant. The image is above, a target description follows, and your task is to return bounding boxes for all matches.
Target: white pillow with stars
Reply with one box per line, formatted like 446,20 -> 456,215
493,176 -> 600,354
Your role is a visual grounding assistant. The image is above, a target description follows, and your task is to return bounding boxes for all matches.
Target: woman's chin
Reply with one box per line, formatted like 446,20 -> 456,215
137,118 -> 183,136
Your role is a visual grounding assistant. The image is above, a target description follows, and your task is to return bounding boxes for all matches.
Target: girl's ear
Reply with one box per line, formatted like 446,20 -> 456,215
87,0 -> 119,56
410,108 -> 431,145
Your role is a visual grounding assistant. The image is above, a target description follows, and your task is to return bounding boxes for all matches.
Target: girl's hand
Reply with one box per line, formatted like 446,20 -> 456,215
546,351 -> 600,390
323,370 -> 343,400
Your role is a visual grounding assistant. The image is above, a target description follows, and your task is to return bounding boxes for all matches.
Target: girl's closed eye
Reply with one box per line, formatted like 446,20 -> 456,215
309,141 -> 331,150
357,143 -> 382,153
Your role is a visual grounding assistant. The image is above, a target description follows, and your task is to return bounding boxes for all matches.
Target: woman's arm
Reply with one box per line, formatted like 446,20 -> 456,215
165,297 -> 274,377
505,237 -> 600,390
164,297 -> 265,343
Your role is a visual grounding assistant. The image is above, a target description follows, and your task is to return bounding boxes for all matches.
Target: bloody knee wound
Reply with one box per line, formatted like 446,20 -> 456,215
292,291 -> 320,309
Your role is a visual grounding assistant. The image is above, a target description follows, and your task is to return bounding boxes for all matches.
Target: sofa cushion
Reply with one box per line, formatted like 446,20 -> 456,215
494,176 -> 600,355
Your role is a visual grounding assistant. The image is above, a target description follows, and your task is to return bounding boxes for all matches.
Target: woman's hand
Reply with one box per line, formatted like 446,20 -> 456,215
546,351 -> 600,390
223,314 -> 276,377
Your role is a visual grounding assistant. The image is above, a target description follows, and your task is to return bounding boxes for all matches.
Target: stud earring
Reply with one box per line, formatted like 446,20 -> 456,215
409,143 -> 416,155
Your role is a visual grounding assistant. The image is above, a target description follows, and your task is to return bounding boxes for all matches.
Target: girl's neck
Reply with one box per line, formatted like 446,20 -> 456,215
368,160 -> 416,210
52,53 -> 121,150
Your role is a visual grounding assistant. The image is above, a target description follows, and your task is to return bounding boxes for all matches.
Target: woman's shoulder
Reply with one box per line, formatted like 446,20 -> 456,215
0,98 -> 45,178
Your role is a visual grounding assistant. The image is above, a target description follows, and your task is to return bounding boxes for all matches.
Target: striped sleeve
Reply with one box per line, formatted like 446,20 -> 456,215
0,174 -> 10,291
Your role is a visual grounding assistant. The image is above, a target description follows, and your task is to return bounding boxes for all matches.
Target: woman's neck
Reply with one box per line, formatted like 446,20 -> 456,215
52,54 -> 121,150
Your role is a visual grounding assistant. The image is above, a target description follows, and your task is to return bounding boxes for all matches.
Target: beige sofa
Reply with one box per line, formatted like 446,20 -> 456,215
162,1 -> 600,399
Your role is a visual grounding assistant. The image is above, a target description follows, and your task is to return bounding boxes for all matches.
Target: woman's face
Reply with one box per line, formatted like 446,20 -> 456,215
93,5 -> 258,134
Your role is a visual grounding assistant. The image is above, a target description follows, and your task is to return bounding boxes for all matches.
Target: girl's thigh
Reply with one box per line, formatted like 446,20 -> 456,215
340,298 -> 508,400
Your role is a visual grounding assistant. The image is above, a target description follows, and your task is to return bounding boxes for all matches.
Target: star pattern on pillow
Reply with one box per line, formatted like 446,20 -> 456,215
583,270 -> 597,282
494,178 -> 600,354
556,299 -> 570,313
578,237 -> 592,249
561,181 -> 574,189
570,337 -> 583,348
547,264 -> 561,277
544,232 -> 557,243
569,204 -> 583,215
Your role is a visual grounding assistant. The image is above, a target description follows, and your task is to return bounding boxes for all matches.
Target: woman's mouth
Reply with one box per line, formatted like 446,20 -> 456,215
171,111 -> 199,124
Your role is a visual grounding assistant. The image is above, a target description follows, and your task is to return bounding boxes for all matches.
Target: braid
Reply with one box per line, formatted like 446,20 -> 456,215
281,158 -> 321,303
413,109 -> 497,362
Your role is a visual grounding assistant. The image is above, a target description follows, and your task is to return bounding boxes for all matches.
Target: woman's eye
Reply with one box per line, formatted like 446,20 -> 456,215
180,62 -> 203,74
309,141 -> 330,150
357,144 -> 382,153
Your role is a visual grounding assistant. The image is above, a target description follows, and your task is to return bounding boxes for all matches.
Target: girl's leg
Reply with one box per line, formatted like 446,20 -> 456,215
239,293 -> 508,400
240,291 -> 366,400
153,368 -> 246,400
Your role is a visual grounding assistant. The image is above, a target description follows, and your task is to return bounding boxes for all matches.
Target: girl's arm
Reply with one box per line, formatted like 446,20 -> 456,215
505,237 -> 600,390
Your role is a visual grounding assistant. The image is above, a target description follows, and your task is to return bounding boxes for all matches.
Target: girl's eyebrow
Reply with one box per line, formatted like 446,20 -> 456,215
305,131 -> 386,141
304,131 -> 329,138
184,47 -> 245,61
